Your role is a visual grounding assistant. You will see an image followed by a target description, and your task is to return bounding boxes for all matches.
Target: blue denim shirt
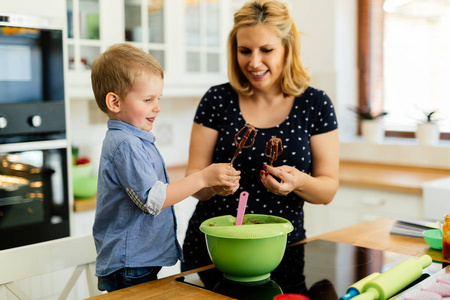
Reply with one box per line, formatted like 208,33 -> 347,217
93,120 -> 182,276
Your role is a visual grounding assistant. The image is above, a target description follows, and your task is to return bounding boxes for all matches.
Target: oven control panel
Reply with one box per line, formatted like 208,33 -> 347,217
0,101 -> 65,137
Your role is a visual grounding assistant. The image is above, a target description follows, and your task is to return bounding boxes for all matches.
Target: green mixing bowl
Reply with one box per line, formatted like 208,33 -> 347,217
423,229 -> 443,250
72,163 -> 93,178
200,214 -> 293,282
73,176 -> 97,199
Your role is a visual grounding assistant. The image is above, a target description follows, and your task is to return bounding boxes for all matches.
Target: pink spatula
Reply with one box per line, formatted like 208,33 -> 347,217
235,191 -> 249,225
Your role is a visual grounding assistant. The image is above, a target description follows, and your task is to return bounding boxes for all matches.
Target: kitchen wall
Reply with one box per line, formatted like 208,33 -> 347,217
291,0 -> 358,142
0,1 -> 65,17
69,96 -> 201,172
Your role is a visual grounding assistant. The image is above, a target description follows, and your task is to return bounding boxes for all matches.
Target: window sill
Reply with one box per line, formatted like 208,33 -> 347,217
339,137 -> 450,169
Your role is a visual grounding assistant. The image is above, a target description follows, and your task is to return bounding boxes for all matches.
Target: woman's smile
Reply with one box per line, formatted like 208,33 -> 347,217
250,69 -> 269,79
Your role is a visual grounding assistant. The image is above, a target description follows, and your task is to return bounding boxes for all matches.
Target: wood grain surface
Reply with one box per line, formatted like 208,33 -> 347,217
89,217 -> 448,299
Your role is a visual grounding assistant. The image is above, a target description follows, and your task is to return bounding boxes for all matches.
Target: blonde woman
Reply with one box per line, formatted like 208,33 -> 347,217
182,0 -> 339,271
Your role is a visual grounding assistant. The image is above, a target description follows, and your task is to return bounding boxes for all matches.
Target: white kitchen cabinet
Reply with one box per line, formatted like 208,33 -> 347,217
66,0 -> 101,71
71,209 -> 96,236
304,185 -> 423,238
66,0 -> 234,99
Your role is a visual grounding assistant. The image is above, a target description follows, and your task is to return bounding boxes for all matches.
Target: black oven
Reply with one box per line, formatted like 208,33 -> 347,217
0,141 -> 69,250
0,13 -> 69,250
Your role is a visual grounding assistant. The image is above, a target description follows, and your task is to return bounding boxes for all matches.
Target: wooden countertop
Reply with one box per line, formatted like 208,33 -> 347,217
339,160 -> 450,194
74,162 -> 450,212
88,217 -> 450,300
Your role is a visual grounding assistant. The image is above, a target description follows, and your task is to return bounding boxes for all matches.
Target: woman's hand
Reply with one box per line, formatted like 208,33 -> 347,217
260,130 -> 339,204
259,164 -> 304,196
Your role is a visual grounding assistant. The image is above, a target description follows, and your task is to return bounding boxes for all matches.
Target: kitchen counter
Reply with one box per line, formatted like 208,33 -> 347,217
73,166 -> 187,212
74,162 -> 450,212
339,160 -> 450,194
87,217 -> 449,299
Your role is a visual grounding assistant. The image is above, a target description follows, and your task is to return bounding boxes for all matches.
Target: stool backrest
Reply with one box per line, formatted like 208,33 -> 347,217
0,234 -> 101,299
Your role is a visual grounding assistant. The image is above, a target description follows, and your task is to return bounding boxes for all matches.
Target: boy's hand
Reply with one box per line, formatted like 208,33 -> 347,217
203,163 -> 240,192
212,181 -> 240,196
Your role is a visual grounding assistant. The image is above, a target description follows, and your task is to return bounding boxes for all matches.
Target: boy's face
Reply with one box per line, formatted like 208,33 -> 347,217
116,71 -> 163,132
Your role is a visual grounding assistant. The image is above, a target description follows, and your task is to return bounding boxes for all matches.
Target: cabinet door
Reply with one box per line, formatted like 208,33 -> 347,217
124,0 -> 166,69
66,0 -> 101,71
66,0 -> 233,98
304,186 -> 423,237
184,0 -> 222,73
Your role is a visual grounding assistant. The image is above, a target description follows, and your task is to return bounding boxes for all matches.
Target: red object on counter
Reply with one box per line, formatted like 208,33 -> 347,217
75,157 -> 91,165
443,214 -> 450,260
273,294 -> 309,300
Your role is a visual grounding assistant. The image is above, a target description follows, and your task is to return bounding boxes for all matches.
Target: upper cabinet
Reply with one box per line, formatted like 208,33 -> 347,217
124,0 -> 165,66
66,0 -> 101,72
66,0 -> 235,99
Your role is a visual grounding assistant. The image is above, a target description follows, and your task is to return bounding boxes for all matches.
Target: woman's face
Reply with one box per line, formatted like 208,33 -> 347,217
236,24 -> 286,94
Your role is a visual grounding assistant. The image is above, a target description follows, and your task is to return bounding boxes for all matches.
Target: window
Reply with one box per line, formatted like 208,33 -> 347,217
359,0 -> 450,140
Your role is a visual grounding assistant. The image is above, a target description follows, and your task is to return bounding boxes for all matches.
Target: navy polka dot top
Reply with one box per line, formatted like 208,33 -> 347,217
182,83 -> 338,268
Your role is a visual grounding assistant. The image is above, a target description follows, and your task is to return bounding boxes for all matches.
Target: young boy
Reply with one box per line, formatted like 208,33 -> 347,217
90,43 -> 240,292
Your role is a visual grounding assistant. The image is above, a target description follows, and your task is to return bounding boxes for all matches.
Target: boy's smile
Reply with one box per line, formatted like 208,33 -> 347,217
116,71 -> 163,132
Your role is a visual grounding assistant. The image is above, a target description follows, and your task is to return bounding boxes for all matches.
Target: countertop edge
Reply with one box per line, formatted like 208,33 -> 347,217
74,161 -> 450,212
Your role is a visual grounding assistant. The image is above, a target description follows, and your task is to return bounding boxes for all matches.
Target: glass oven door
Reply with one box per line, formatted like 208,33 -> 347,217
0,140 -> 69,250
0,15 -> 64,104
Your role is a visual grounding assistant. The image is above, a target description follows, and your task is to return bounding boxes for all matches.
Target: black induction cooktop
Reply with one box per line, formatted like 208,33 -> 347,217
176,239 -> 446,300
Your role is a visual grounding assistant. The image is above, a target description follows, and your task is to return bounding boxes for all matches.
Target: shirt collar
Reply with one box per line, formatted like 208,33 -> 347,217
107,120 -> 156,143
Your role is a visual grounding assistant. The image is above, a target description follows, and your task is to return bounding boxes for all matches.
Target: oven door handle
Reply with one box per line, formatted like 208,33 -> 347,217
0,139 -> 68,152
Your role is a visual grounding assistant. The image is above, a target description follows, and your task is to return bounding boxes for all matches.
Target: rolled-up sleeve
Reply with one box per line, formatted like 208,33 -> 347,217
145,181 -> 167,216
125,181 -> 167,216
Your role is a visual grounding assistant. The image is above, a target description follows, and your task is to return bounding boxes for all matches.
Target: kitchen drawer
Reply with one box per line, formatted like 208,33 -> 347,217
305,185 -> 423,237
335,186 -> 422,219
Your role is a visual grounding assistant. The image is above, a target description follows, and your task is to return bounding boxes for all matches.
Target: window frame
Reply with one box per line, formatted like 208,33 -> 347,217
358,0 -> 450,140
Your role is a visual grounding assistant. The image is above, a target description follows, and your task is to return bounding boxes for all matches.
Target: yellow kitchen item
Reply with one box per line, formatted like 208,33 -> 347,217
339,272 -> 381,300
352,255 -> 432,300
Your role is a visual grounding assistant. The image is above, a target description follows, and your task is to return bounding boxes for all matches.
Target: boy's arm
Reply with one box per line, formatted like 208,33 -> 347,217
162,164 -> 240,209
185,123 -> 221,200
162,171 -> 206,209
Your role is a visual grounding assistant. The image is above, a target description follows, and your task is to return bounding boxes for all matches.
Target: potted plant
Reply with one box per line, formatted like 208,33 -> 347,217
350,106 -> 388,144
416,110 -> 440,146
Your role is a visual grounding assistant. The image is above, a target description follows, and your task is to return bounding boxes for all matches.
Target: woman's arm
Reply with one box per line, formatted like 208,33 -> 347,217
296,129 -> 339,204
261,129 -> 339,205
185,122 -> 240,201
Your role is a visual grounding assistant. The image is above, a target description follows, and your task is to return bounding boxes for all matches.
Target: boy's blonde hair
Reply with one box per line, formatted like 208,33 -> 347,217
227,0 -> 310,97
91,43 -> 164,113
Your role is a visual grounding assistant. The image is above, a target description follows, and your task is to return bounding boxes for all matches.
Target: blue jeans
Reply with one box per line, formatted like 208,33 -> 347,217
98,266 -> 162,292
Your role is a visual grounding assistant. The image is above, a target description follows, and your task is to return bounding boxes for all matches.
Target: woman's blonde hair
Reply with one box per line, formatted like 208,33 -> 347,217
227,0 -> 310,97
91,43 -> 164,113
